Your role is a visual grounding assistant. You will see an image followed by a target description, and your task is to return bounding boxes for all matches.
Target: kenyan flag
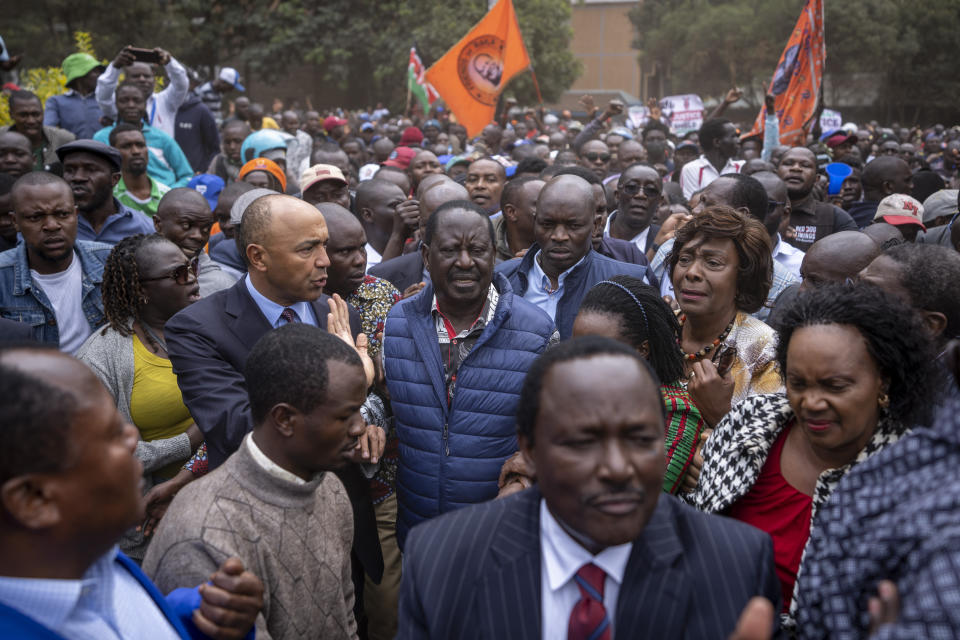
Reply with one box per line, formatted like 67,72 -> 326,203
408,47 -> 439,113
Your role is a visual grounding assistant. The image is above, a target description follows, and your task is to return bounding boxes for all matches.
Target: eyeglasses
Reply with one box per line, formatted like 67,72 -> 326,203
582,152 -> 612,163
140,259 -> 198,285
767,200 -> 786,213
621,182 -> 661,199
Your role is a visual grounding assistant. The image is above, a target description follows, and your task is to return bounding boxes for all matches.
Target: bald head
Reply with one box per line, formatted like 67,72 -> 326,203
416,173 -> 450,200
420,181 -> 469,222
862,221 -> 905,250
155,187 -> 208,219
539,174 -> 596,216
316,201 -> 362,237
800,231 -> 880,290
862,156 -> 913,200
751,171 -> 788,202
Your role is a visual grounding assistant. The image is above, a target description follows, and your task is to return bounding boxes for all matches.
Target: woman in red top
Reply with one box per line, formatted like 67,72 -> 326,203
685,283 -> 938,622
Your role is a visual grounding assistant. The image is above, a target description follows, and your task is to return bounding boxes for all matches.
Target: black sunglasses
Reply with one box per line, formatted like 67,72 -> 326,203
141,259 -> 199,285
582,152 -> 612,163
767,200 -> 786,213
621,182 -> 661,199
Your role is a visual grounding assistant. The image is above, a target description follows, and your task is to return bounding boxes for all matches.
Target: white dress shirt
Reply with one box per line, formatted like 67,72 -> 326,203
540,500 -> 633,640
365,242 -> 384,270
772,233 -> 804,279
679,155 -> 744,200
603,211 -> 651,254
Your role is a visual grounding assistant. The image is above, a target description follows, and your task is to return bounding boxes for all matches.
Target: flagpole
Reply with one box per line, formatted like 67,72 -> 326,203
529,67 -> 544,105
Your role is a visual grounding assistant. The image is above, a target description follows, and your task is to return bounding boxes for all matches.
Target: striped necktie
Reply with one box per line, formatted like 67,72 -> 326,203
280,307 -> 299,325
568,563 -> 611,640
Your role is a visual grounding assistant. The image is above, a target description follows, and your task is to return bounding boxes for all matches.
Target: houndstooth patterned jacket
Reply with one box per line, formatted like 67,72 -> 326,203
683,392 -> 910,628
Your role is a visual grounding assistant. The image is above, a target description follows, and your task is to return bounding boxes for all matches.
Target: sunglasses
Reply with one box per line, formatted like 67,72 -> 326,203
621,182 -> 661,199
582,152 -> 612,163
141,259 -> 199,285
767,200 -> 786,213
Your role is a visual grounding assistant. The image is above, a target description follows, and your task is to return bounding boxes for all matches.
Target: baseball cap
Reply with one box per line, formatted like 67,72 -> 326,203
238,157 -> 287,193
423,119 -> 441,130
62,53 -> 105,86
217,67 -> 245,92
188,174 -> 225,211
384,146 -> 417,170
55,139 -> 121,171
874,193 -> 926,230
360,122 -> 375,132
921,189 -> 959,224
400,126 -> 424,146
300,164 -> 348,193
324,116 -> 348,132
676,140 -> 699,152
821,129 -> 858,147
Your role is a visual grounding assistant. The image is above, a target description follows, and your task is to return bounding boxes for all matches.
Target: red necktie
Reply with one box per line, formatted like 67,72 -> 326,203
280,308 -> 299,324
568,563 -> 611,640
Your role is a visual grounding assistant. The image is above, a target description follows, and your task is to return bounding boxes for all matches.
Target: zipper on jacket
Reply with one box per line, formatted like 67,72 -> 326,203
442,422 -> 450,456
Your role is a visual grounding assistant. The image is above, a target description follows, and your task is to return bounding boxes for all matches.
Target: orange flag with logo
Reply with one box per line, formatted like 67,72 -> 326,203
425,0 -> 531,138
745,0 -> 825,146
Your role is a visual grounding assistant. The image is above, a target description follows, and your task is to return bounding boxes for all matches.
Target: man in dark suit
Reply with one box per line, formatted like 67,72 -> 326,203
606,162 -> 662,256
398,336 -> 781,639
165,193 -> 383,587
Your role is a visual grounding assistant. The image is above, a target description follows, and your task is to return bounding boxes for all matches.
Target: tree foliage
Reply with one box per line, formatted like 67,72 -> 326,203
630,0 -> 960,122
6,0 -> 580,109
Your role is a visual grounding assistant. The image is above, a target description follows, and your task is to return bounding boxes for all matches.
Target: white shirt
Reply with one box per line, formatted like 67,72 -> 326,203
0,546 -> 180,640
679,155 -> 744,200
523,251 -> 585,321
365,242 -> 383,270
772,233 -> 804,279
540,500 -> 633,640
603,211 -> 651,254
31,254 -> 90,354
246,432 -> 311,485
95,57 -> 189,138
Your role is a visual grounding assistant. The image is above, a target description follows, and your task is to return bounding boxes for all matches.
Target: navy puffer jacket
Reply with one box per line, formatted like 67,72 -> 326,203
384,273 -> 555,548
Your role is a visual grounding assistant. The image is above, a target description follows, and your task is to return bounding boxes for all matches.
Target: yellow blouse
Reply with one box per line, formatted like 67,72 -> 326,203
130,335 -> 193,479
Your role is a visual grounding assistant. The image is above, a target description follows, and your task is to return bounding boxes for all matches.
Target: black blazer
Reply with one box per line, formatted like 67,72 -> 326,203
165,279 -> 383,581
397,488 -> 781,639
368,251 -> 425,293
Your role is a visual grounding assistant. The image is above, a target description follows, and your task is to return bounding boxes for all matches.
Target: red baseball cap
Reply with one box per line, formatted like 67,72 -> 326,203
324,116 -> 347,132
383,146 -> 417,170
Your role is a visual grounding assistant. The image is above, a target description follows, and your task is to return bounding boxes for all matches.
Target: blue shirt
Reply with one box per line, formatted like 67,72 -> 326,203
522,251 -> 586,321
76,198 -> 155,245
0,546 -> 181,640
244,275 -> 318,327
93,122 -> 194,188
44,91 -> 105,140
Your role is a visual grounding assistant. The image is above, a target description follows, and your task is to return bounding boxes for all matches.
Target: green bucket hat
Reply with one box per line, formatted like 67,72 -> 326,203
62,53 -> 105,86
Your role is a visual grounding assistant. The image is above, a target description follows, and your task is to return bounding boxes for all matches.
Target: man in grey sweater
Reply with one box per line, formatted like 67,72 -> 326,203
144,324 -> 368,639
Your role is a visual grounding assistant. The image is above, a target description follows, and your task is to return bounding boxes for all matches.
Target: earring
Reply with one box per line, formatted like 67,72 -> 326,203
878,392 -> 890,409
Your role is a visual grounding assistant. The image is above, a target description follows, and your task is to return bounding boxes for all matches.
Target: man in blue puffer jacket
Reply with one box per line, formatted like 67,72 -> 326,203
496,174 -> 653,339
383,200 -> 556,548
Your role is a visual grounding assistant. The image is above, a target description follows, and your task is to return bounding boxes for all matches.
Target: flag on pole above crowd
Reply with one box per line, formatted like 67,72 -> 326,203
425,0 -> 532,137
408,47 -> 439,114
745,0 -> 825,146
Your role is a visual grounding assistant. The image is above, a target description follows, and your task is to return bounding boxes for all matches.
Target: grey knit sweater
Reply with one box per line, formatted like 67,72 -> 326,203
143,437 -> 358,640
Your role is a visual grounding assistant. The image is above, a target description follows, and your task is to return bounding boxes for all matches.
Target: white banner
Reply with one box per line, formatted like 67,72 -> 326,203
659,94 -> 703,135
820,108 -> 842,132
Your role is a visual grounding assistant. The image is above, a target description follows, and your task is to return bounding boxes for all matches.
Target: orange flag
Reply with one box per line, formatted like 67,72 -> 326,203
745,0 -> 825,146
425,0 -> 531,138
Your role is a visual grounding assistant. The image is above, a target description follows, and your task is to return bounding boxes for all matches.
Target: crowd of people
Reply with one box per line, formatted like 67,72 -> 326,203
1,43 -> 960,639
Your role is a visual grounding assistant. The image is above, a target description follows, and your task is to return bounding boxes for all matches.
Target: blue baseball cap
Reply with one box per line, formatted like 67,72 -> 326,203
188,174 -> 225,211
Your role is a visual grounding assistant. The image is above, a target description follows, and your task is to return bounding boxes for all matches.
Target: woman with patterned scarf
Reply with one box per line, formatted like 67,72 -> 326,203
685,283 -> 939,627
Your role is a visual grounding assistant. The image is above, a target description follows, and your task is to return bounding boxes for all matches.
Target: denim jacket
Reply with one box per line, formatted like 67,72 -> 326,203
0,240 -> 112,346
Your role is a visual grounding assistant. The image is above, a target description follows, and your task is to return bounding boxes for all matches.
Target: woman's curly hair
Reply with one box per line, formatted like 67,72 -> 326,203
775,281 -> 940,426
100,233 -> 171,336
667,204 -> 773,314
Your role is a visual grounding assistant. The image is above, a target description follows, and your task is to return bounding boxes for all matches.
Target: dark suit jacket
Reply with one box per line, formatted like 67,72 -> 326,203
397,488 -> 781,639
0,317 -> 35,344
165,278 -> 383,581
368,252 -> 424,293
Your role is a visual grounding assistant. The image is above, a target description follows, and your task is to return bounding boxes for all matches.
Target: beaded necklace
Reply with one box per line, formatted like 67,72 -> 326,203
677,314 -> 734,361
